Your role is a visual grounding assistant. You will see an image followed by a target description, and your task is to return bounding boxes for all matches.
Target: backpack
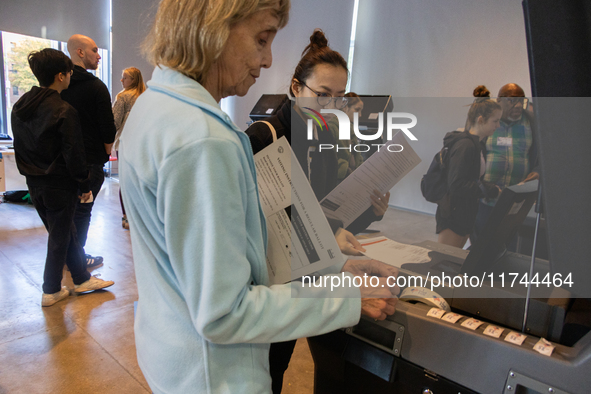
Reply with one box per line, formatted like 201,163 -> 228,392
420,147 -> 450,203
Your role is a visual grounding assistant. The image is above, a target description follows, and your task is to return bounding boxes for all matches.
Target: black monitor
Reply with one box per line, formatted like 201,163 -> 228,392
354,95 -> 393,159
249,94 -> 289,122
357,94 -> 393,130
461,180 -> 539,275
524,0 -> 591,298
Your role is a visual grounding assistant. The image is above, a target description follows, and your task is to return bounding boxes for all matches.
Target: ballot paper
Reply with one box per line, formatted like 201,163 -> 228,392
319,131 -> 421,228
359,236 -> 431,268
254,137 -> 344,285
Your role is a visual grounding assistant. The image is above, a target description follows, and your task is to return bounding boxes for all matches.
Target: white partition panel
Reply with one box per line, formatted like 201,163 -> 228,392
111,0 -> 158,100
350,0 -> 531,214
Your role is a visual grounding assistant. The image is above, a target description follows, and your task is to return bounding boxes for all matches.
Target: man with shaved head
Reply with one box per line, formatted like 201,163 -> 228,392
62,34 -> 117,269
472,83 -> 539,244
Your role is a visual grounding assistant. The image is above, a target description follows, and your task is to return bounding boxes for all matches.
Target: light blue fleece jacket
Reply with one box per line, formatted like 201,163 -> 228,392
119,67 -> 361,394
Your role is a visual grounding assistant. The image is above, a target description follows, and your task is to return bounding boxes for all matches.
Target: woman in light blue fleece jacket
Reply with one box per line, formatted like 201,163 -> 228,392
119,1 -> 397,393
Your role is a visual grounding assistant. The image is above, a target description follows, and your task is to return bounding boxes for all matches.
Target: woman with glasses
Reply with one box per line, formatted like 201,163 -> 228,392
248,30 -> 389,236
247,29 -> 393,394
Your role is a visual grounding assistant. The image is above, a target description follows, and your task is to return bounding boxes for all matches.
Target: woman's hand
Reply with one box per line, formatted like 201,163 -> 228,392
361,296 -> 398,320
342,259 -> 399,281
335,228 -> 365,256
370,190 -> 390,217
359,278 -> 398,320
342,259 -> 400,320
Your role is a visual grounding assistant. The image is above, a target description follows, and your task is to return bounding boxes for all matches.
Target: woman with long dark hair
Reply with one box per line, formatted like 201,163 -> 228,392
246,29 -> 394,393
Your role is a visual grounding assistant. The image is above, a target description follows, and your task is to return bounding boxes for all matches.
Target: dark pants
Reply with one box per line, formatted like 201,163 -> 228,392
119,189 -> 125,215
29,185 -> 91,294
471,200 -> 518,251
471,200 -> 495,245
270,339 -> 297,394
74,164 -> 105,248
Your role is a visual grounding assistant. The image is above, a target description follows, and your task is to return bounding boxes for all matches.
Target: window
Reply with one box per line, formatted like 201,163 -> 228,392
1,31 -> 111,137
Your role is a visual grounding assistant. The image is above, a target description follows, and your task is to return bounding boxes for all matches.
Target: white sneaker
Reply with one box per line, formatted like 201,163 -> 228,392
42,287 -> 70,307
75,275 -> 115,293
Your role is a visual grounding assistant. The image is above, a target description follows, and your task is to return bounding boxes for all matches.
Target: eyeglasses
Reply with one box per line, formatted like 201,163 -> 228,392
61,70 -> 74,76
298,80 -> 348,109
498,97 -> 528,107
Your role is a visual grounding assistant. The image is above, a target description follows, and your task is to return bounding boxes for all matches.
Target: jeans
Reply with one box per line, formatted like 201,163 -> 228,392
74,164 -> 105,248
28,185 -> 91,294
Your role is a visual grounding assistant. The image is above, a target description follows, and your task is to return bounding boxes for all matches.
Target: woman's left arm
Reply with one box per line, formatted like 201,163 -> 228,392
159,137 -> 361,345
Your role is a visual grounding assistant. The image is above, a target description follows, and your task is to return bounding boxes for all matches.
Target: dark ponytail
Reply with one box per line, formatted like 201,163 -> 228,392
290,29 -> 348,96
473,85 -> 490,98
464,85 -> 501,131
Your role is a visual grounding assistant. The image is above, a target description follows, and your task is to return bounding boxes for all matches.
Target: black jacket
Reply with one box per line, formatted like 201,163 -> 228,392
445,131 -> 498,199
247,102 -> 382,235
61,65 -> 116,164
11,87 -> 90,192
248,101 -> 339,199
439,131 -> 499,231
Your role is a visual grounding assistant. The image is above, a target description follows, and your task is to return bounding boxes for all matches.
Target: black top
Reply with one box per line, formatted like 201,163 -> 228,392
444,130 -> 498,200
437,130 -> 499,233
61,65 -> 116,164
247,101 -> 382,235
11,87 -> 89,192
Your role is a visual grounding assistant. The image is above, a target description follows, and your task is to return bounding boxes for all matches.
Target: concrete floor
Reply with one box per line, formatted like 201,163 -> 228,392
0,178 -> 437,394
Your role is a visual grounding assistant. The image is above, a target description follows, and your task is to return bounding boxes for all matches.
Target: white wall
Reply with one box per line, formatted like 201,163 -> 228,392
109,0 -> 355,119
111,0 -> 158,100
0,0 -> 110,48
351,0 -> 531,97
223,0 -> 356,130
350,0 -> 531,214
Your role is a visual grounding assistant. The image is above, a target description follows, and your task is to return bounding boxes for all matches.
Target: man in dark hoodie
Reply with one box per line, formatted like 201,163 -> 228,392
61,34 -> 117,268
12,48 -> 114,306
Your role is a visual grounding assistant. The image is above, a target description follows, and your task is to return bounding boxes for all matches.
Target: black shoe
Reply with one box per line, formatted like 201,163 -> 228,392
85,254 -> 104,269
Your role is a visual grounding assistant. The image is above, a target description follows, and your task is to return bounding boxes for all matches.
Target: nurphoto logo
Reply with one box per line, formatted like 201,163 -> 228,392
303,107 -> 418,153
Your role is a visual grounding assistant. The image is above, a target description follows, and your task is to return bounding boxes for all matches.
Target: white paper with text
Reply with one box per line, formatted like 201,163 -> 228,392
320,132 -> 421,228
359,236 -> 431,268
254,137 -> 344,285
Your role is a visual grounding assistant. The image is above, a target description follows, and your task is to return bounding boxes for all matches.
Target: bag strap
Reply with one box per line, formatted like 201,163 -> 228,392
253,120 -> 277,142
440,132 -> 478,169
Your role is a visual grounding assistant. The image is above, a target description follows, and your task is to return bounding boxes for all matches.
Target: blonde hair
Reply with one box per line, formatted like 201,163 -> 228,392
143,0 -> 290,84
117,67 -> 146,100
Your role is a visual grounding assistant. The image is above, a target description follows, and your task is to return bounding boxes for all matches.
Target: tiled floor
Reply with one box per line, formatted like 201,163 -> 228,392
0,178 -> 437,394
